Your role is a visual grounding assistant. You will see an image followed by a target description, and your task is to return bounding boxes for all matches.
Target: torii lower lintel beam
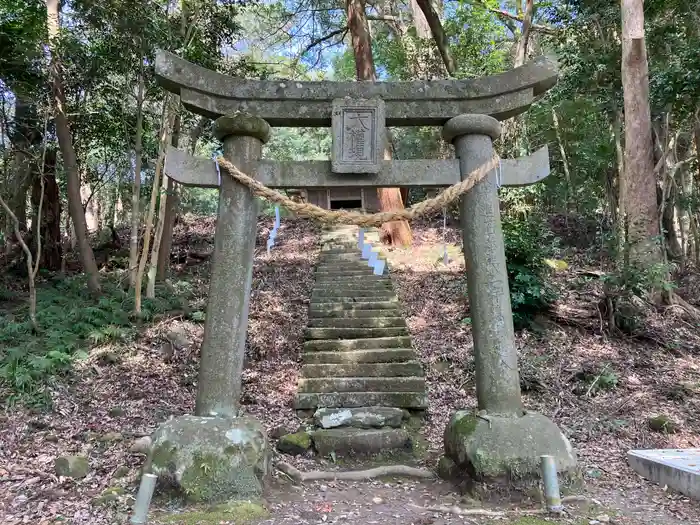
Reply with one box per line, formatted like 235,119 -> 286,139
164,145 -> 551,190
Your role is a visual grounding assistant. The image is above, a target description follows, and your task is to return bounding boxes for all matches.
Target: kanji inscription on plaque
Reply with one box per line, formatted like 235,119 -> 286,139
331,98 -> 385,174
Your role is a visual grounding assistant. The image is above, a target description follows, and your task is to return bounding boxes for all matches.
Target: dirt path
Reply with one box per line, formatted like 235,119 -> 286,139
150,475 -> 697,525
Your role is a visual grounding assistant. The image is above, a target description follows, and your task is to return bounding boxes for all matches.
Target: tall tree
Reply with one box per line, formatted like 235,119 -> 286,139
620,0 -> 659,262
45,0 -> 101,293
346,0 -> 412,246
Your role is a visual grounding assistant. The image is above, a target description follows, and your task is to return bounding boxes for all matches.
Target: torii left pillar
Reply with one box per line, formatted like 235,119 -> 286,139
195,113 -> 270,417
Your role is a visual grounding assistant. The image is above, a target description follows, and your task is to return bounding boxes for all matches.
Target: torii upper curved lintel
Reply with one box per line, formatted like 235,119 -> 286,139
155,50 -> 558,127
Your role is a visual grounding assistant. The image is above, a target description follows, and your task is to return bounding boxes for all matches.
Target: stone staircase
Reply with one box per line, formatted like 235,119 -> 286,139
296,227 -> 428,417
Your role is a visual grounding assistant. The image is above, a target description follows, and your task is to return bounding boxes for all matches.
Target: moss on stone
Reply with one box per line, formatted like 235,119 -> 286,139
92,486 -> 125,506
54,455 -> 90,478
409,431 -> 428,460
180,452 -> 236,503
151,440 -> 177,471
453,413 -> 479,437
648,414 -> 678,434
277,432 -> 311,455
159,500 -> 269,524
472,448 -> 531,479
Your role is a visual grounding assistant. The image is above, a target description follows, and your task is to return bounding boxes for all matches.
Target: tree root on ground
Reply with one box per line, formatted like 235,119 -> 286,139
411,505 -> 546,517
276,461 -> 435,482
409,495 -> 603,517
666,293 -> 700,321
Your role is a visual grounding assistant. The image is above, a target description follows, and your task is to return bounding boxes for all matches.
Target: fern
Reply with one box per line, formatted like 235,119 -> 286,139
1,274 -> 191,402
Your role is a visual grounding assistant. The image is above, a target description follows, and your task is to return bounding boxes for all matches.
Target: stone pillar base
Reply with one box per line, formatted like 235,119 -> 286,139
147,415 -> 270,503
443,410 -> 577,480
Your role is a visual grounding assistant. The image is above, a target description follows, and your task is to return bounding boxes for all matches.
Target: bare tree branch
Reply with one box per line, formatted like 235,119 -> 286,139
366,14 -> 399,22
415,0 -> 457,76
476,1 -> 557,35
514,0 -> 534,66
296,27 -> 348,64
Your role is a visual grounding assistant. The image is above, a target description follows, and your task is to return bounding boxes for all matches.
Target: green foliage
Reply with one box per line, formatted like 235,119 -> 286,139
0,276 -> 187,400
573,363 -> 619,396
264,127 -> 331,161
502,214 -> 559,329
180,188 -> 220,216
600,252 -> 674,334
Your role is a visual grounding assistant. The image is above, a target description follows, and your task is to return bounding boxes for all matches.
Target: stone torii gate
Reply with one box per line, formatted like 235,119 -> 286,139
156,50 -> 576,479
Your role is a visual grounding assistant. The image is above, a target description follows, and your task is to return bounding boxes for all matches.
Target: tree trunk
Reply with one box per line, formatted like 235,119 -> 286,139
611,111 -> 624,231
135,98 -> 174,311
346,0 -> 412,246
620,0 -> 660,263
551,107 -> 572,214
659,182 -> 682,260
156,110 -> 181,281
514,0 -> 534,67
46,0 -> 100,293
31,148 -> 62,270
414,0 -> 456,76
129,70 -> 146,287
501,0 -> 534,158
4,96 -> 39,252
81,181 -> 99,232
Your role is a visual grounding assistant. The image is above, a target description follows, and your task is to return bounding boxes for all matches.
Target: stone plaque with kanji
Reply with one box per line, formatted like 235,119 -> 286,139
331,98 -> 385,174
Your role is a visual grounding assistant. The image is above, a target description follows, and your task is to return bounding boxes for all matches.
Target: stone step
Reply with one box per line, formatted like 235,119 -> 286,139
309,308 -> 402,319
317,259 -> 371,267
311,428 -> 412,457
314,281 -> 393,289
311,297 -> 399,306
309,301 -> 402,313
308,317 -> 406,329
303,336 -> 412,351
314,276 -> 390,284
299,376 -> 425,393
301,348 -> 417,364
312,287 -> 394,295
301,362 -> 423,378
315,270 -> 378,277
316,262 -> 377,269
318,253 -> 367,260
313,284 -> 393,292
295,391 -> 428,409
305,327 -> 408,340
320,247 -> 360,252
315,268 -> 376,275
312,289 -> 396,299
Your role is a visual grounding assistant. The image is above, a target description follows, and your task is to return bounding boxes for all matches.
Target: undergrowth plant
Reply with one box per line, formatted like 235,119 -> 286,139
501,213 -> 559,329
0,275 -> 188,403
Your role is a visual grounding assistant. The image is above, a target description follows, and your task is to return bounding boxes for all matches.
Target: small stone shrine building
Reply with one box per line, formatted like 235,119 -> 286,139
304,187 -> 379,211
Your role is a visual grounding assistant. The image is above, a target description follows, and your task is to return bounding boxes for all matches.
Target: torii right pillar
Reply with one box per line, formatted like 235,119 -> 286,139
442,114 -> 577,480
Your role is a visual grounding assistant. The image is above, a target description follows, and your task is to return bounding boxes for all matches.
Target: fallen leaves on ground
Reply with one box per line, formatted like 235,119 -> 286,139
1,217 -> 700,524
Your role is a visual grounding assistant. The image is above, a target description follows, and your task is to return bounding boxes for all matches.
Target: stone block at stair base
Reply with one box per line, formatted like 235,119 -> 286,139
312,428 -> 412,456
277,432 -> 312,456
314,407 -> 407,429
147,415 -> 270,503
444,411 -> 576,480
